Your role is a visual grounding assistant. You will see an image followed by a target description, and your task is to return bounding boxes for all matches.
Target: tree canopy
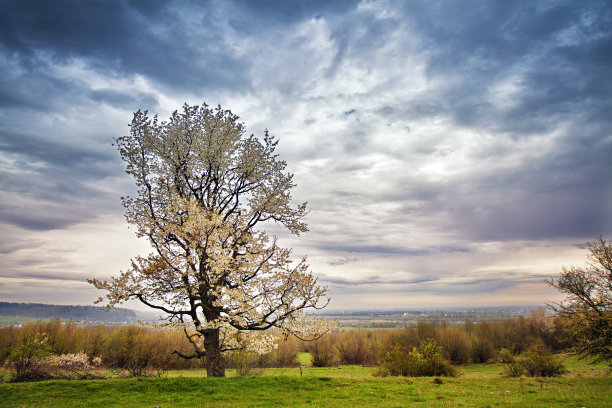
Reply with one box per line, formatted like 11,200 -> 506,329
547,236 -> 612,363
90,103 -> 333,376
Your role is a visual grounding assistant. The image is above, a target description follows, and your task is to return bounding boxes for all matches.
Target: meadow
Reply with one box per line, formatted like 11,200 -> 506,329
1,357 -> 610,407
0,316 -> 49,326
1,314 -> 611,407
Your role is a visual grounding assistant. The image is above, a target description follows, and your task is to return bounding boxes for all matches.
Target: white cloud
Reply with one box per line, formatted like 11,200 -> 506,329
0,0 -> 609,309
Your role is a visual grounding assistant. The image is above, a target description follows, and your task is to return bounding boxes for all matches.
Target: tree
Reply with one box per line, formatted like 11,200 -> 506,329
90,103 -> 333,377
546,236 -> 612,363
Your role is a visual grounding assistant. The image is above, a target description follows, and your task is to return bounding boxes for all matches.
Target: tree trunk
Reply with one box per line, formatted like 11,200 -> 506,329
204,328 -> 225,377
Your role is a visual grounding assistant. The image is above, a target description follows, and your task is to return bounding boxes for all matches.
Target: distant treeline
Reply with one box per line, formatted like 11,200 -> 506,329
0,302 -> 137,322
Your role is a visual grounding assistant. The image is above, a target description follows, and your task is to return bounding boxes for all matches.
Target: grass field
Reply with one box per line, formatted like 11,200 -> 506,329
0,316 -> 50,326
1,356 -> 610,407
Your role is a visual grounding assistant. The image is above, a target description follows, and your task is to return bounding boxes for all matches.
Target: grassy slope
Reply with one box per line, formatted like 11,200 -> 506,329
1,357 -> 610,408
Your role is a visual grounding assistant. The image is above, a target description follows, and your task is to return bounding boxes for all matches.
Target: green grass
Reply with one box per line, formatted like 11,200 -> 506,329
297,352 -> 312,367
1,356 -> 610,407
0,316 -> 49,326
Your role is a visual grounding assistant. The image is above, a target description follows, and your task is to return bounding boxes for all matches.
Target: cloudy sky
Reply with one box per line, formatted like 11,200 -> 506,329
1,0 -> 610,311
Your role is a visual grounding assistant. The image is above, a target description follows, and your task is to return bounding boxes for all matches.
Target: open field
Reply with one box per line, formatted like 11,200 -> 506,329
0,316 -> 50,326
324,307 -> 541,329
1,357 -> 610,407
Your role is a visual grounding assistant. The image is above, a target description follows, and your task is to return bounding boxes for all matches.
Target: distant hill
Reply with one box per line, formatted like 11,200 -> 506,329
0,302 -> 137,323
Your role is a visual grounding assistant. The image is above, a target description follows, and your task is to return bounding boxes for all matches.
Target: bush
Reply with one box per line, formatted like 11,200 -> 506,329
225,335 -> 301,373
335,330 -> 379,365
43,318 -> 80,355
440,327 -> 472,365
103,326 -> 175,376
472,338 -> 495,363
497,348 -> 514,364
418,338 -> 457,377
226,350 -> 263,376
376,344 -> 420,377
518,342 -> 566,377
377,339 -> 456,377
6,332 -> 52,382
0,325 -> 20,363
504,342 -> 566,377
504,360 -> 525,377
5,332 -> 104,382
0,320 -> 207,371
268,336 -> 299,367
46,352 -> 94,372
37,352 -> 103,380
311,337 -> 336,367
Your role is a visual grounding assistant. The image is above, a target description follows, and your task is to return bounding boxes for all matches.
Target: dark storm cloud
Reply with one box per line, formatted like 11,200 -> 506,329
367,0 -> 612,137
0,0 -> 356,98
0,128 -> 121,195
231,0 -> 354,24
0,56 -> 159,114
0,0 -> 251,93
347,0 -> 611,136
0,128 -> 125,230
3,214 -> 68,231
88,89 -> 159,111
0,202 -> 95,231
0,130 -> 112,172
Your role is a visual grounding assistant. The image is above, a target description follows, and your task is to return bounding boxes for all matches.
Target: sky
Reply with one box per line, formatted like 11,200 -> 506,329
0,0 -> 611,311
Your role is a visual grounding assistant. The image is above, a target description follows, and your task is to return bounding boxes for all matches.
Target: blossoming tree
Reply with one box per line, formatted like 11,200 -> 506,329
90,103 -> 333,377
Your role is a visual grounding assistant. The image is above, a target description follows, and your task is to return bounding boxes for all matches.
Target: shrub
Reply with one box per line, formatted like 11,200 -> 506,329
416,322 -> 436,343
46,352 -> 93,372
6,335 -> 104,382
377,338 -> 456,377
518,342 -> 566,377
221,333 -> 300,370
376,344 -> 420,377
6,332 -> 52,382
226,350 -> 263,376
310,337 -> 336,367
0,325 -> 20,363
103,326 -> 174,376
504,342 -> 566,377
440,327 -> 472,365
471,338 -> 495,363
511,342 -> 527,355
497,348 -> 514,364
37,352 -> 104,380
268,336 -> 299,367
418,338 -> 457,377
504,360 -> 525,377
335,330 -> 378,365
43,318 -> 80,355
82,325 -> 110,358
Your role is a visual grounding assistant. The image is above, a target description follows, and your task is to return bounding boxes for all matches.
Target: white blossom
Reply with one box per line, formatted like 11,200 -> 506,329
90,103 -> 334,376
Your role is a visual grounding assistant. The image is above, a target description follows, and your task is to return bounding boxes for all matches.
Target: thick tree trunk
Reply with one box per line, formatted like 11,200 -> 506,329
204,328 -> 225,377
